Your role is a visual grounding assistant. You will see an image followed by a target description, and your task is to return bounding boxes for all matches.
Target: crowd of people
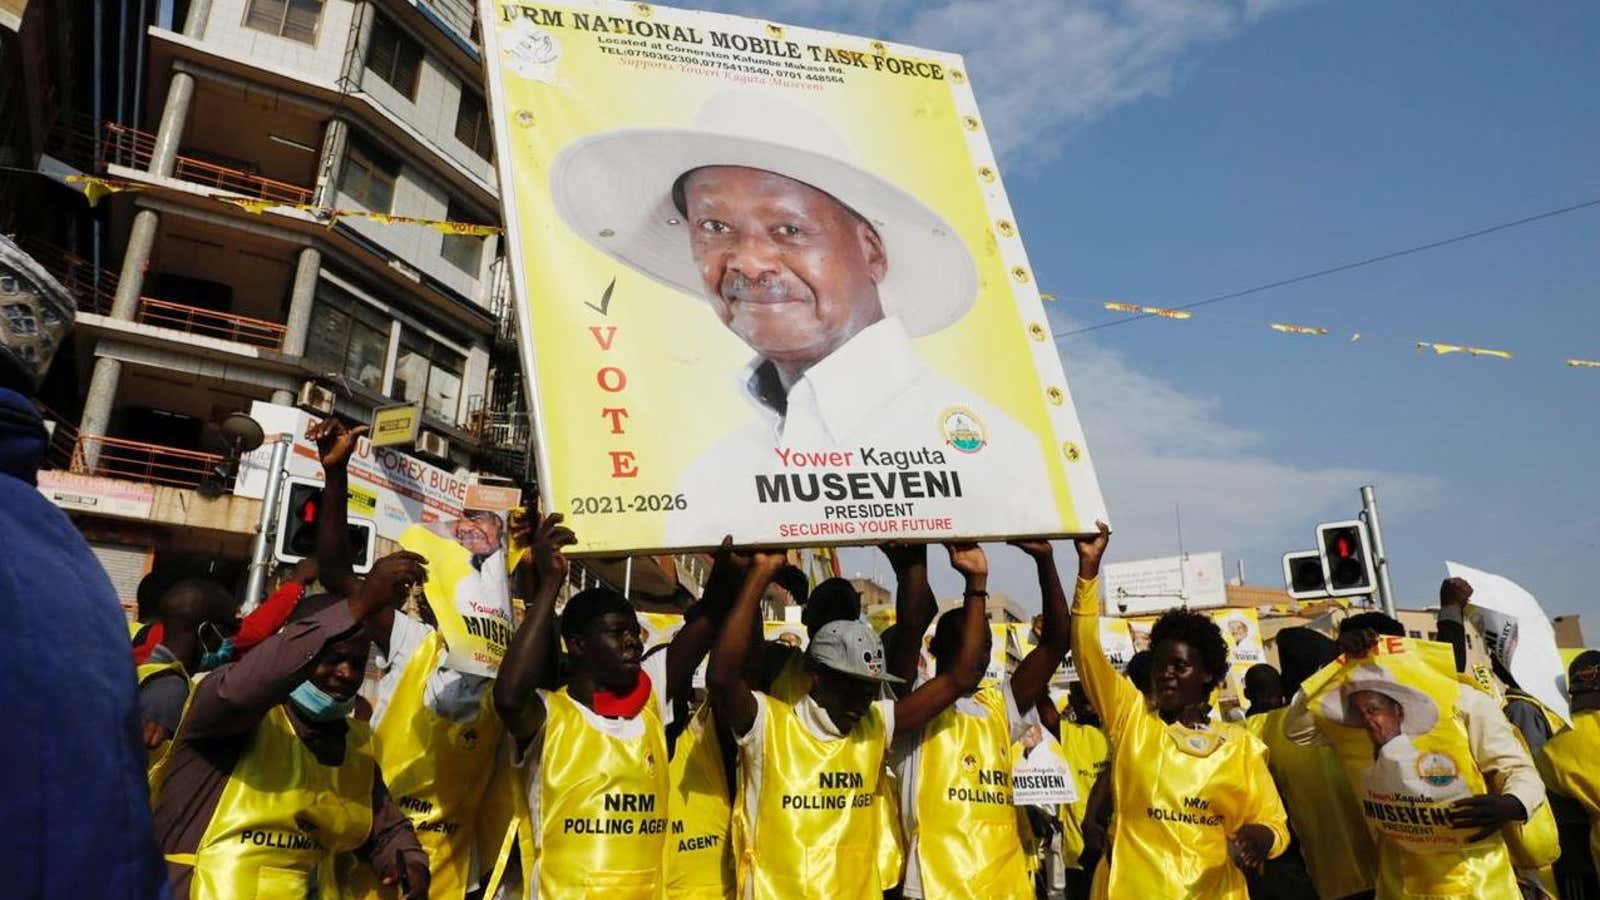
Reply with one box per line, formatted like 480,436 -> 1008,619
4,231 -> 1600,900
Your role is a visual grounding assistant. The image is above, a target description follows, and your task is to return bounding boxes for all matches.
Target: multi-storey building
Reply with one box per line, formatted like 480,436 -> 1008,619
3,0 -> 543,603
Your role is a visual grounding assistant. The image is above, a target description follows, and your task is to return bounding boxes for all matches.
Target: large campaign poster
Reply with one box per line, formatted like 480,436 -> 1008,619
481,0 -> 1106,553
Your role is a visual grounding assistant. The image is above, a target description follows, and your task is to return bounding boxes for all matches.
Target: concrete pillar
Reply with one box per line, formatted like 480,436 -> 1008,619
109,208 -> 160,320
79,355 -> 122,467
149,70 -> 195,178
280,246 -> 322,357
313,118 -> 349,208
182,0 -> 212,38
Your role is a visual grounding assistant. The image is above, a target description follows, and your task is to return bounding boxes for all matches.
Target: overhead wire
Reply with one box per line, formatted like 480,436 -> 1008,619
1051,197 -> 1600,339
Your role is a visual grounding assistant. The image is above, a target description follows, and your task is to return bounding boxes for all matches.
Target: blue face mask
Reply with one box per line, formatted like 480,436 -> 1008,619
198,637 -> 235,671
288,680 -> 357,722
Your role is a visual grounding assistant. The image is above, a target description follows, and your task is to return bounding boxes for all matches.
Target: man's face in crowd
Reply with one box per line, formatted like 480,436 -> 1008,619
811,665 -> 879,735
1349,690 -> 1404,748
454,512 -> 504,557
681,166 -> 887,373
1243,665 -> 1285,714
309,635 -> 371,703
573,611 -> 645,692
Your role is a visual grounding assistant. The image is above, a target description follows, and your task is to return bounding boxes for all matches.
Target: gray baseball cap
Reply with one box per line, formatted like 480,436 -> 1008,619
807,619 -> 905,684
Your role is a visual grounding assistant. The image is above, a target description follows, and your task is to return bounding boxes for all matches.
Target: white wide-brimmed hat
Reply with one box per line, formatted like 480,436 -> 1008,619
548,92 -> 979,337
1320,662 -> 1440,736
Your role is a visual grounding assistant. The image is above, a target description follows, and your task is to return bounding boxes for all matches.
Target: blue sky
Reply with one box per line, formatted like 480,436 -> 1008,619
700,1 -> 1600,630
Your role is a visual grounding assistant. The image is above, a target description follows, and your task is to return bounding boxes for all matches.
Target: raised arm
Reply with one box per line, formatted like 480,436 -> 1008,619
308,418 -> 367,609
709,549 -> 787,738
664,537 -> 748,704
183,551 -> 425,741
493,512 -> 575,745
883,543 -> 935,695
894,543 -> 988,735
1067,523 -> 1138,740
233,557 -> 318,653
1007,539 -> 1071,713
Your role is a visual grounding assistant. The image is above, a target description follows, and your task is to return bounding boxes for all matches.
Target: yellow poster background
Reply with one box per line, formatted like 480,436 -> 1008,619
481,0 -> 1105,553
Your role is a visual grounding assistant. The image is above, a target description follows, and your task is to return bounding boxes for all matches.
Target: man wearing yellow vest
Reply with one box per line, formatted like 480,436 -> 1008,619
1056,681 -> 1110,899
312,418 -> 507,899
1539,651 -> 1600,898
1070,522 -> 1291,899
136,579 -> 238,759
492,512 -> 710,898
1245,629 -> 1378,900
149,555 -> 431,898
1285,613 -> 1547,900
887,536 -> 1093,899
709,543 -> 990,900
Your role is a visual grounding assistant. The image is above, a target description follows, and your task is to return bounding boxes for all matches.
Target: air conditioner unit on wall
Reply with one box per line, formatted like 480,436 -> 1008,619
415,430 -> 450,461
295,381 -> 336,415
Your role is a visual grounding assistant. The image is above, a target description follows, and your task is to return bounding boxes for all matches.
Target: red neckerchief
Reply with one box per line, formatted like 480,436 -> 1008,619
592,670 -> 652,718
132,622 -> 164,665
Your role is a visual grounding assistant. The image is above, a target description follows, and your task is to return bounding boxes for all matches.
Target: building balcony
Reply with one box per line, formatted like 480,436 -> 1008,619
134,298 -> 287,350
102,122 -> 315,206
23,239 -> 290,352
67,433 -> 229,492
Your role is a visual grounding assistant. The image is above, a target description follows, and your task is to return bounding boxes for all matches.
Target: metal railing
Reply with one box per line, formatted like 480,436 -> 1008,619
69,434 -> 226,490
136,298 -> 287,350
17,238 -> 118,315
102,123 -> 315,206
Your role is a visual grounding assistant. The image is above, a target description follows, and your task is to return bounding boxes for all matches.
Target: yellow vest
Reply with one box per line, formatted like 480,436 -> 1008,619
168,705 -> 375,899
137,657 -> 189,785
351,631 -> 504,900
1249,707 -> 1377,900
769,650 -> 903,889
666,703 -> 735,899
1057,722 -> 1110,868
735,695 -> 886,900
912,687 -> 1031,899
1539,709 -> 1600,877
536,687 -> 669,898
1099,718 -> 1285,900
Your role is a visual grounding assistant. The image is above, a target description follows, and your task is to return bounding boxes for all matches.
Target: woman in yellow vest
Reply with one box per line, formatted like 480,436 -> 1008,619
490,512 -> 707,898
1069,522 -> 1289,899
148,556 -> 431,899
708,544 -> 991,900
1056,683 -> 1111,899
1540,651 -> 1600,897
889,537 -> 1093,899
311,416 -> 505,900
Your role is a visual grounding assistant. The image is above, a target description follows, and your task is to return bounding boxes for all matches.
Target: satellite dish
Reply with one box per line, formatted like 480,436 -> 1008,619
219,412 -> 265,453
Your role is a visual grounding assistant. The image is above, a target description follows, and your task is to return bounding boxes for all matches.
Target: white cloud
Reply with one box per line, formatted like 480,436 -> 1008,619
694,0 -> 1311,167
842,315 -> 1440,612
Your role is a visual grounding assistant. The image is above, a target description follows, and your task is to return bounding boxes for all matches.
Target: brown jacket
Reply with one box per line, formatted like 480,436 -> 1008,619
149,603 -> 423,896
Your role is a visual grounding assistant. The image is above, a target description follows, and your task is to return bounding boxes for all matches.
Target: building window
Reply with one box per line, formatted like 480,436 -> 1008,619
440,199 -> 488,276
394,331 -> 465,422
305,285 -> 390,392
454,91 -> 493,161
366,14 -> 423,100
243,0 -> 322,44
340,136 -> 399,212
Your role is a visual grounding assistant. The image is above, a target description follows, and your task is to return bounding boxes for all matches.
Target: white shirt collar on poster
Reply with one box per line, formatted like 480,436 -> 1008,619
737,315 -> 924,445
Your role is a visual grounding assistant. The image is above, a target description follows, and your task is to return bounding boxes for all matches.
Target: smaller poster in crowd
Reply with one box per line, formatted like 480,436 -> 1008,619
397,489 -> 522,678
1302,635 -> 1483,853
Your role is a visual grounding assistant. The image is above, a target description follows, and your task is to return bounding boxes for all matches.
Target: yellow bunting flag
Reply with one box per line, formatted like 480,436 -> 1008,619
1416,342 -> 1513,360
1567,359 -> 1600,369
1269,322 -> 1329,336
209,194 -> 281,215
433,221 -> 501,236
64,175 -> 141,207
1104,301 -> 1193,320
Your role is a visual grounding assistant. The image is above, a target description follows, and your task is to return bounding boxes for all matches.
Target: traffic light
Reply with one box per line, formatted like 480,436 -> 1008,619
1315,519 -> 1376,598
273,477 -> 376,573
1281,550 -> 1328,599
